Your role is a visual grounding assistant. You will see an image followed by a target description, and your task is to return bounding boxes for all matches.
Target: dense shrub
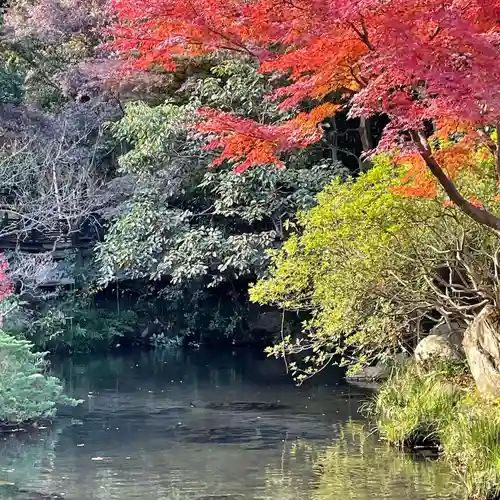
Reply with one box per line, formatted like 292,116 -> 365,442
251,154 -> 500,381
97,60 -> 345,289
0,330 -> 79,426
4,292 -> 138,354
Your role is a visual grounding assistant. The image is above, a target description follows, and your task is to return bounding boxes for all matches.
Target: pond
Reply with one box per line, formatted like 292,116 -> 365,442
0,349 -> 462,500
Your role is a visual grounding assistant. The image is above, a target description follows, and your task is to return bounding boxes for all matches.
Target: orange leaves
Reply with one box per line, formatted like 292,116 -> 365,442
210,136 -> 283,173
286,103 -> 341,142
109,0 -> 253,72
263,35 -> 366,110
195,103 -> 340,172
111,0 -> 500,191
394,143 -> 479,199
196,109 -> 284,171
433,145 -> 476,178
432,119 -> 471,141
393,153 -> 438,198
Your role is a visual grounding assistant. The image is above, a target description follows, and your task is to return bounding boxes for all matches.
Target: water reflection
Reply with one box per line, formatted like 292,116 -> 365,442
0,350 -> 461,500
312,423 -> 462,500
0,425 -> 65,499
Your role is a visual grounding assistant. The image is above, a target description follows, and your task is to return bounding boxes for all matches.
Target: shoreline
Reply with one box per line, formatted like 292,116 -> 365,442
370,362 -> 500,500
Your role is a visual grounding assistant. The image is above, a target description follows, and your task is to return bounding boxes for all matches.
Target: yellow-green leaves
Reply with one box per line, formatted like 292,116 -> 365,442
251,155 -> 500,382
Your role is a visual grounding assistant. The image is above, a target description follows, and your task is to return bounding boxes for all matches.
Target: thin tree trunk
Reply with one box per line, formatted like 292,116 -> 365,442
52,161 -> 62,221
359,116 -> 373,152
359,116 -> 373,172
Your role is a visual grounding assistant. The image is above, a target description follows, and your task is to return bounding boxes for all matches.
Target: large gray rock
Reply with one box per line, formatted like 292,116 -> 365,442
463,306 -> 500,397
429,320 -> 466,351
415,323 -> 465,367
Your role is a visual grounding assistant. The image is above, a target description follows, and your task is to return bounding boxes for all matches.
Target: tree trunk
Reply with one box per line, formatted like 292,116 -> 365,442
358,117 -> 373,171
411,131 -> 500,231
359,116 -> 373,152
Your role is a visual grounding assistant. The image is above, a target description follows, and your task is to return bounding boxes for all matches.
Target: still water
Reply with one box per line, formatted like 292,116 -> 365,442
0,349 -> 462,500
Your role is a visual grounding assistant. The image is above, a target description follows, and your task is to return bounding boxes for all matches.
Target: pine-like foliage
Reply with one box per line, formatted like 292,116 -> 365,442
0,331 -> 79,426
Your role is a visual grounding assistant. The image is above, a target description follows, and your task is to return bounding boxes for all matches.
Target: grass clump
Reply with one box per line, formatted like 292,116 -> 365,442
372,362 -> 463,447
441,396 -> 500,499
371,361 -> 500,499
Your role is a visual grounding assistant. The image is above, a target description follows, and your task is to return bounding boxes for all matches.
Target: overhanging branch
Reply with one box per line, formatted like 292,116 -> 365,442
410,130 -> 500,231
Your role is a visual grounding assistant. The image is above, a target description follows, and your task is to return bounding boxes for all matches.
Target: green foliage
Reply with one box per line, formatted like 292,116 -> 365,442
251,157 -> 428,379
0,330 -> 79,425
190,59 -> 285,119
251,154 -> 500,382
199,160 -> 337,228
97,60 -> 344,289
0,58 -> 23,104
149,332 -> 184,349
371,363 -> 463,447
135,282 -> 255,344
440,395 -> 500,499
6,293 -> 138,354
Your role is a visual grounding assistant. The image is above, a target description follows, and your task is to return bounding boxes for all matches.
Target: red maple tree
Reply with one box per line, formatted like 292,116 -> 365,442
110,0 -> 500,228
0,255 -> 13,303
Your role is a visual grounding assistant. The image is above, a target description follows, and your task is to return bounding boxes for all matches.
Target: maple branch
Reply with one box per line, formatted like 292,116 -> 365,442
410,130 -> 500,231
186,0 -> 258,58
348,16 -> 375,51
282,0 -> 306,11
349,66 -> 367,88
429,27 -> 441,41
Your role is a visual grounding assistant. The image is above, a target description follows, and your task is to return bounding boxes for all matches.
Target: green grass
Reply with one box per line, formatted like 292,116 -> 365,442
370,362 -> 500,499
441,396 -> 500,499
370,362 -> 463,447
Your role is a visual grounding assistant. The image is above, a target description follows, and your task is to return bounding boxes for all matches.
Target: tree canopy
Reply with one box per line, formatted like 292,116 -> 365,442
110,0 -> 500,228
